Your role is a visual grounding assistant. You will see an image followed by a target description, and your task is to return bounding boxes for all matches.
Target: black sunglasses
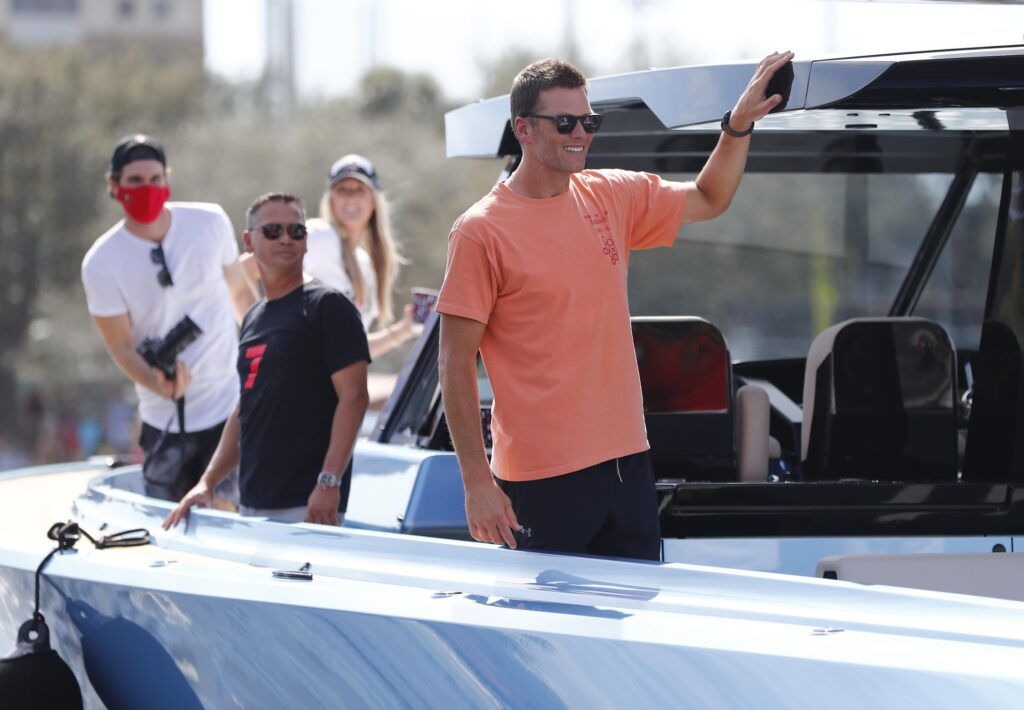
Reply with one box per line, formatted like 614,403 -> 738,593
150,245 -> 173,287
258,222 -> 307,241
525,113 -> 604,134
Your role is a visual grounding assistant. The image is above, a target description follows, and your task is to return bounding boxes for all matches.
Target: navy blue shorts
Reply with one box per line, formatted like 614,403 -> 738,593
139,421 -> 238,503
496,450 -> 661,561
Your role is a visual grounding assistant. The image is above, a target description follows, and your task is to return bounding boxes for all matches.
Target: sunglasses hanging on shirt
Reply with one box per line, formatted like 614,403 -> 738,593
150,245 -> 173,287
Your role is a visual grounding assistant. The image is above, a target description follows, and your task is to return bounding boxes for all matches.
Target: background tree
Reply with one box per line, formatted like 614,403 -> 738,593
0,42 -> 207,440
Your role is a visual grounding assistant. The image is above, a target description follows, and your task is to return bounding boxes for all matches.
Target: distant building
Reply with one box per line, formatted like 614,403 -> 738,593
0,0 -> 203,54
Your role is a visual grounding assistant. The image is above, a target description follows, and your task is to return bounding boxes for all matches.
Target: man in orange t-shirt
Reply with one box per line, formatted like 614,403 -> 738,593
438,53 -> 794,560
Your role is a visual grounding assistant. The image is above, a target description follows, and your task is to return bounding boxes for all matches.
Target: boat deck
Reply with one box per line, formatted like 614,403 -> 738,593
0,465 -> 256,576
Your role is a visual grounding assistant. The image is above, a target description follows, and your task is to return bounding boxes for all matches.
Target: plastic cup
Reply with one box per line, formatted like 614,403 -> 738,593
411,288 -> 439,324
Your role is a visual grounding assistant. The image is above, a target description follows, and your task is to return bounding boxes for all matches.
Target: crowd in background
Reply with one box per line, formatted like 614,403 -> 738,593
0,389 -> 138,469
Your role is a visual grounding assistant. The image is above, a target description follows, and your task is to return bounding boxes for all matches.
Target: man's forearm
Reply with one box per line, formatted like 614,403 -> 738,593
107,341 -> 164,395
689,52 -> 793,219
439,355 -> 491,488
199,407 -> 242,489
320,392 -> 369,476
692,132 -> 751,218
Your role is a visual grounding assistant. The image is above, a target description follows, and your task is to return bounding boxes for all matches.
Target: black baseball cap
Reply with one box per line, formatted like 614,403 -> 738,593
109,134 -> 166,174
328,154 -> 381,191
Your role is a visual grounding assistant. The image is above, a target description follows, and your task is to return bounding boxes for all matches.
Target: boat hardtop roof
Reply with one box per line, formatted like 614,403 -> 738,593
445,44 -> 1024,160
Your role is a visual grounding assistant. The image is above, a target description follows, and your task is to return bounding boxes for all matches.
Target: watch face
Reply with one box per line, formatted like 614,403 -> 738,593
317,472 -> 338,488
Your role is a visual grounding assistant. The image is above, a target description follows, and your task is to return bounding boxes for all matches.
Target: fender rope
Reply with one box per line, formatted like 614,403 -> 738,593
30,522 -> 151,625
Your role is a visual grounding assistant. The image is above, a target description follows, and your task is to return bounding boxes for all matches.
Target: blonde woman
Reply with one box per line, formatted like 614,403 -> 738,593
242,155 -> 417,358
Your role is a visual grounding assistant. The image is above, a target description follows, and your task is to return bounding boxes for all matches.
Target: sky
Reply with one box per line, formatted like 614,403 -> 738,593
204,0 -> 1024,103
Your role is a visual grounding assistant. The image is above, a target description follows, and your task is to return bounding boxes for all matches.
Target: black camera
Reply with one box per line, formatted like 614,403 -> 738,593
137,316 -> 203,380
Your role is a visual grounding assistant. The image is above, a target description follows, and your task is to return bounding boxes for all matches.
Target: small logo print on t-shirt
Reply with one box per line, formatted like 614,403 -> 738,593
584,210 -> 619,265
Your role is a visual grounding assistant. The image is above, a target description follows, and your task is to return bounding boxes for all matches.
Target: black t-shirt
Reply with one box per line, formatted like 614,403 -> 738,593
236,281 -> 369,509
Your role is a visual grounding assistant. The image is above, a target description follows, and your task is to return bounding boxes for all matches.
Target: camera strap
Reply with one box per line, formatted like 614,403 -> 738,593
176,396 -> 186,434
148,397 -> 186,464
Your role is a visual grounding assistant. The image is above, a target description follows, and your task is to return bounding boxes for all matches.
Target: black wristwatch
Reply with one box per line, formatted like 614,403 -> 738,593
721,110 -> 754,138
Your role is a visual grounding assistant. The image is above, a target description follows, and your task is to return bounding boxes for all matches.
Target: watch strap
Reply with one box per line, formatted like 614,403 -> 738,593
721,110 -> 754,138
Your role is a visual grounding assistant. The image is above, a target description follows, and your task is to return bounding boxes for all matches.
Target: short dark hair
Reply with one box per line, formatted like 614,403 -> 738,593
510,59 -> 587,120
246,192 -> 306,230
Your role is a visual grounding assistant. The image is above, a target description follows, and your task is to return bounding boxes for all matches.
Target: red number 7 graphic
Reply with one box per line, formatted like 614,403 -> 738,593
244,344 -> 267,390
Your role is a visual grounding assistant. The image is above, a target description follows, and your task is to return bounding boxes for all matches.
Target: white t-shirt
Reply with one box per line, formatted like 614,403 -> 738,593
81,202 -> 241,433
303,218 -> 379,331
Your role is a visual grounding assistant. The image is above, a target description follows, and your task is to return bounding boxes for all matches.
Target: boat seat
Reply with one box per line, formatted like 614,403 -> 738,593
800,317 -> 958,481
962,321 -> 1024,482
633,317 -> 770,481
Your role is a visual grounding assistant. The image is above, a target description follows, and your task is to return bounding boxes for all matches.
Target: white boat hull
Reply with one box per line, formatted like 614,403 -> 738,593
3,464 -> 1024,708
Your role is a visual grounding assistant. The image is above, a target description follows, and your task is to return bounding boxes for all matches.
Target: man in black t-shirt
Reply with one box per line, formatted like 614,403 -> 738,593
164,192 -> 369,528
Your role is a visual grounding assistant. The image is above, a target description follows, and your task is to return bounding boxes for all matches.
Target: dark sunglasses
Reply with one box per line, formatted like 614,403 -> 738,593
258,222 -> 307,241
525,113 -> 604,134
150,245 -> 173,287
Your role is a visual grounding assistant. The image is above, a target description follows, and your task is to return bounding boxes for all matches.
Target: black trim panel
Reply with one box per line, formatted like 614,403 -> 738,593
659,481 -> 1024,537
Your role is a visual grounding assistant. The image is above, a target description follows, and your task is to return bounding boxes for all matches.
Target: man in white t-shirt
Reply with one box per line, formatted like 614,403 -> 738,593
81,135 -> 256,500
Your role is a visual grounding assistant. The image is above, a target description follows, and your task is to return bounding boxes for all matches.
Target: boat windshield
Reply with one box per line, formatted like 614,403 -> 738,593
628,171 -> 1001,360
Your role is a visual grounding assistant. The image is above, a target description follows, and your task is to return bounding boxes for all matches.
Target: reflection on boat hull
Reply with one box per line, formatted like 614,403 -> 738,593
5,561 -> 1024,708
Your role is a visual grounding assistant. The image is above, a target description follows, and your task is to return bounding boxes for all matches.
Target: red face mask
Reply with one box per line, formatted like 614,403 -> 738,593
116,184 -> 170,223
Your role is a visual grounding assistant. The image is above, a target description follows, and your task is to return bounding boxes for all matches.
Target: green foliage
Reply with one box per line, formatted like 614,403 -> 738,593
0,40 -> 207,436
357,66 -> 444,120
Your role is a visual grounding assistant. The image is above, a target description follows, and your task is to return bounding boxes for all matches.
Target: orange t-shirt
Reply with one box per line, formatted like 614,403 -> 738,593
437,169 -> 688,481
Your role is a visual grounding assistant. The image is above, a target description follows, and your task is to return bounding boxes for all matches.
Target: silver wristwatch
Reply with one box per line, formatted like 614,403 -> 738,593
316,471 -> 340,489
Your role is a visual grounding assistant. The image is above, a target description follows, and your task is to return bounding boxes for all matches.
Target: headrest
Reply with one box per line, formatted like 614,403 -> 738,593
802,317 -> 956,461
633,317 -> 730,413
